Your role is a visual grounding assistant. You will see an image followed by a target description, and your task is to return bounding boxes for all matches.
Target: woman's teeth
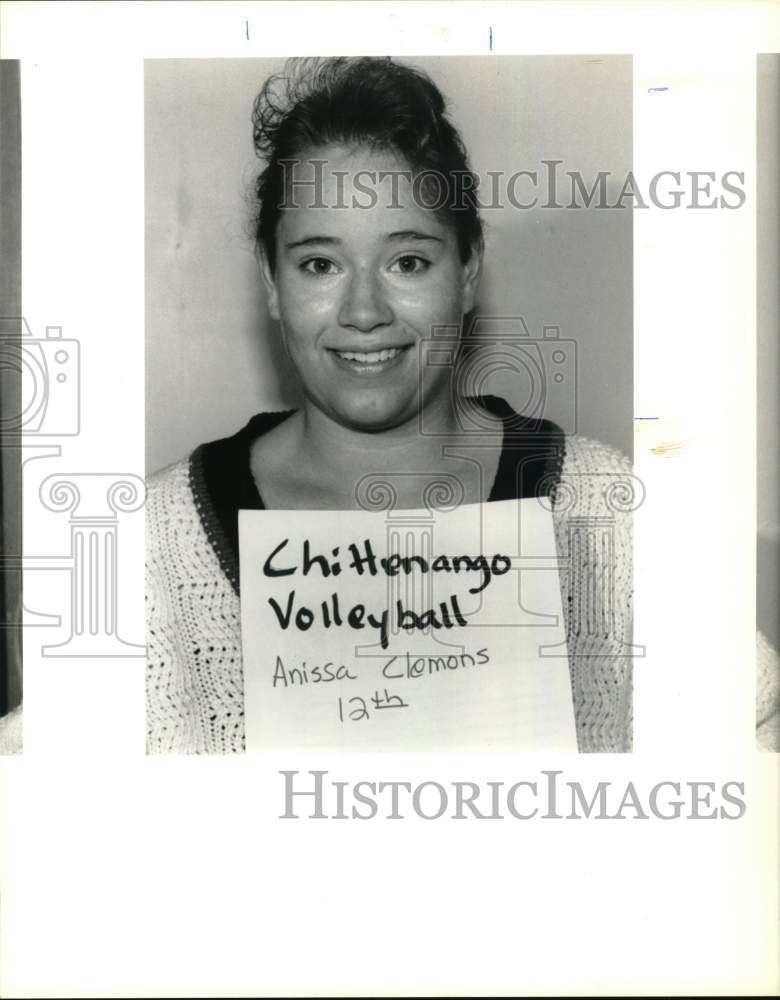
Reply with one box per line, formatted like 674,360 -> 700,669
335,347 -> 403,363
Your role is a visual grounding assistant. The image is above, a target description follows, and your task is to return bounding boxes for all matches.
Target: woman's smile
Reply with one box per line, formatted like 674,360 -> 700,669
327,342 -> 414,376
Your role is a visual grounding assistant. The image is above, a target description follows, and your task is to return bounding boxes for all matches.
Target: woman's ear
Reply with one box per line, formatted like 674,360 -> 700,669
259,249 -> 281,320
461,239 -> 483,314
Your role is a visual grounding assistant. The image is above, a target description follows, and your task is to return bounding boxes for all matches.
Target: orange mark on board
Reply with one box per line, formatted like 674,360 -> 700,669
649,439 -> 687,457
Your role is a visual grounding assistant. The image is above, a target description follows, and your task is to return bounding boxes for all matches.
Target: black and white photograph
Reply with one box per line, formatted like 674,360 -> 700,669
145,54 -> 638,754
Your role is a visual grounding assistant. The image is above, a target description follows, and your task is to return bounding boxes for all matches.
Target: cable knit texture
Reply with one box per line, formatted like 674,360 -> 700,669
757,630 -> 780,751
0,705 -> 22,755
146,424 -> 644,753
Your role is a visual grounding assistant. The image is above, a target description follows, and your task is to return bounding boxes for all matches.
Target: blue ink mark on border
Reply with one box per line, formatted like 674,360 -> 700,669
489,26 -> 493,51
634,417 -> 659,420
246,19 -> 249,40
648,86 -> 668,94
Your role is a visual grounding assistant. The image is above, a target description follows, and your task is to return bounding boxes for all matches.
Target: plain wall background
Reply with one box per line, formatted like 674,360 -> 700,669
757,55 -> 779,649
145,55 -> 633,474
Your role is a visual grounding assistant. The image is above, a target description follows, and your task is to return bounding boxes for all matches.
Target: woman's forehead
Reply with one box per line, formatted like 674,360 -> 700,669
278,143 -> 454,246
283,142 -> 409,190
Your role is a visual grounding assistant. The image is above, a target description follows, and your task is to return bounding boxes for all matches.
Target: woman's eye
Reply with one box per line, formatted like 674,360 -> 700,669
301,257 -> 339,276
390,255 -> 431,275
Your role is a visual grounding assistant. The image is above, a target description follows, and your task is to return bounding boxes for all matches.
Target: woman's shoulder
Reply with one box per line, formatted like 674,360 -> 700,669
0,705 -> 22,756
561,433 -> 632,476
554,433 -> 636,524
478,396 -> 631,474
146,456 -> 191,495
756,631 -> 779,751
145,457 -> 199,551
146,409 -> 296,494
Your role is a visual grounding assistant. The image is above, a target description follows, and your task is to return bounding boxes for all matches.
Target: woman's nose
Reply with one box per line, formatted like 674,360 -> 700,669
337,270 -> 394,332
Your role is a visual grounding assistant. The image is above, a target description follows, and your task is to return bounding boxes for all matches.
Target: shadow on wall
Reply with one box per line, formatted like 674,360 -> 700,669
758,533 -> 780,652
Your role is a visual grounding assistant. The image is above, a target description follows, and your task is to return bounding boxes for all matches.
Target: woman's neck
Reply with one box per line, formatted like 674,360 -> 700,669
250,394 -> 504,510
296,395 -> 466,479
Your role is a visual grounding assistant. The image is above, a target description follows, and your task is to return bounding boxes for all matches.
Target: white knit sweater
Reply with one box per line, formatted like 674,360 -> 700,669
146,430 -> 642,753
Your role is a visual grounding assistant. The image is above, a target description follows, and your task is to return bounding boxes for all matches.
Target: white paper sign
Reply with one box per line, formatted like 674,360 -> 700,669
239,498 -> 576,751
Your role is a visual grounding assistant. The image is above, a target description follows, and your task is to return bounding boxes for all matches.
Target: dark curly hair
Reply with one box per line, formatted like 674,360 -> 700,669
251,57 -> 484,272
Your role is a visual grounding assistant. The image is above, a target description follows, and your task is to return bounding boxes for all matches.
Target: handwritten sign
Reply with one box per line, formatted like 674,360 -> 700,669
239,499 -> 576,751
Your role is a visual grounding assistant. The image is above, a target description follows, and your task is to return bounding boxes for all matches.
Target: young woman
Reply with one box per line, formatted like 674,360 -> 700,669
146,57 -> 776,753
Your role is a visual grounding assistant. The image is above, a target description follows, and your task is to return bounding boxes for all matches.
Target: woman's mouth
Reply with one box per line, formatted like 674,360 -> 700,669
328,345 -> 412,375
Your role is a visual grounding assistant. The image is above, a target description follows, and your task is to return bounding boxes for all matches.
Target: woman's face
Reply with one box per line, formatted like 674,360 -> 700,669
261,144 -> 481,433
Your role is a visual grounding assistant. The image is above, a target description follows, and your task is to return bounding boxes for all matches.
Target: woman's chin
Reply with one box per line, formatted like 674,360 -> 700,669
327,395 -> 417,434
